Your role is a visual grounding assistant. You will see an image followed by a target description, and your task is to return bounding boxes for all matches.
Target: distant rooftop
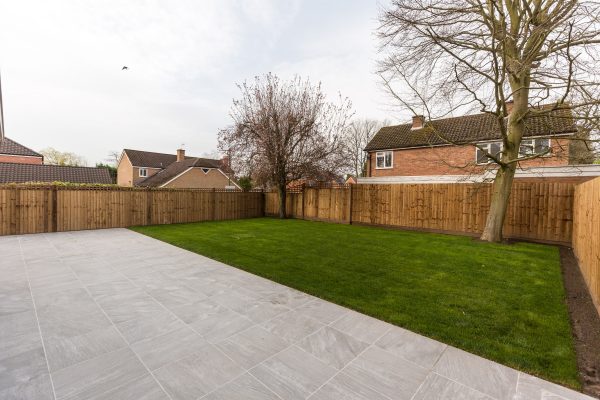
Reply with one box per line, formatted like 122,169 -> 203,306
0,162 -> 112,184
137,157 -> 223,187
0,137 -> 43,158
365,107 -> 577,151
123,149 -> 197,168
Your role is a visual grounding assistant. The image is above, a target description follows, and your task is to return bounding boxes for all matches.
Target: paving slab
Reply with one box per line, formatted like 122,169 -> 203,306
0,228 -> 595,400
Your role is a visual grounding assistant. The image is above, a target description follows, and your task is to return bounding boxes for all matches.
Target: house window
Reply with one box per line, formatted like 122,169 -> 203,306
202,168 -> 210,174
375,151 -> 393,169
476,142 -> 503,164
519,138 -> 551,157
139,168 -> 148,177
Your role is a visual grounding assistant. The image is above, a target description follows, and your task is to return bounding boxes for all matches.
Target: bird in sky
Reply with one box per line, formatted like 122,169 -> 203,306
122,66 -> 129,70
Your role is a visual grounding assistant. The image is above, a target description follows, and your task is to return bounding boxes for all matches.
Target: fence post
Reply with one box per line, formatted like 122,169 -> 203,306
9,186 -> 17,235
314,187 -> 321,220
348,185 -> 353,225
301,185 -> 305,220
146,189 -> 152,225
51,186 -> 58,232
212,188 -> 217,221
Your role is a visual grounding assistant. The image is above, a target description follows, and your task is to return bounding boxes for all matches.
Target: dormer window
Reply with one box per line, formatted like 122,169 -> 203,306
139,168 -> 148,177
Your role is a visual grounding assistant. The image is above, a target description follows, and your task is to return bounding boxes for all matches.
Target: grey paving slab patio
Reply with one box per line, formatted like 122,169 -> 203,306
0,228 -> 594,400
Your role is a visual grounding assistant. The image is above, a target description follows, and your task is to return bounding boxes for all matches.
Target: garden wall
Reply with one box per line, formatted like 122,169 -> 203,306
572,176 -> 600,315
265,182 -> 576,244
0,185 -> 264,235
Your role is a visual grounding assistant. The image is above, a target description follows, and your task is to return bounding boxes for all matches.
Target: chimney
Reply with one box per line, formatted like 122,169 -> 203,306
505,100 -> 514,114
411,115 -> 425,130
176,148 -> 185,162
220,155 -> 230,172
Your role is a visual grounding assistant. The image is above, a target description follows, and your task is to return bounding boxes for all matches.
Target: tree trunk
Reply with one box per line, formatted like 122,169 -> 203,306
278,184 -> 287,219
480,164 -> 516,242
481,79 -> 528,242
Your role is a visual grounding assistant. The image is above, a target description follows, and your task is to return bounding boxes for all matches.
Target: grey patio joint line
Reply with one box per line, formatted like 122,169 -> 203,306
57,234 -> 318,400
197,299 -> 351,400
305,324 -> 394,400
514,371 -> 521,399
40,234 -> 176,400
241,304 -> 354,399
19,237 -> 58,400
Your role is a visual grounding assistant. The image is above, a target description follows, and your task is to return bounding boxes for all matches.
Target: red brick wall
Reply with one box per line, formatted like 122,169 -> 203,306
368,139 -> 570,177
0,155 -> 43,165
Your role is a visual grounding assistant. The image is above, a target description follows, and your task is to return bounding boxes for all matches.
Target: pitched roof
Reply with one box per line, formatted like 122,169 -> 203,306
0,137 -> 43,158
365,107 -> 577,151
0,163 -> 112,184
136,157 -> 223,187
123,149 -> 193,168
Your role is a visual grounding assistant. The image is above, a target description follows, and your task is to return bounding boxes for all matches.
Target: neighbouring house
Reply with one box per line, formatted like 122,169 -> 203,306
0,137 -> 111,184
345,176 -> 357,185
117,148 -> 240,189
0,163 -> 112,184
0,136 -> 44,164
363,104 -> 600,183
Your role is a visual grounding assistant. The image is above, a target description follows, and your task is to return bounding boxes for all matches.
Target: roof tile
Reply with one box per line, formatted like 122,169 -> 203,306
365,107 -> 577,151
123,149 -> 192,168
137,157 -> 223,187
0,163 -> 112,184
0,137 -> 43,157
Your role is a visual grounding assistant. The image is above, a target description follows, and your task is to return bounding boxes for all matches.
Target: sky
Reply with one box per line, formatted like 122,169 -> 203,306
0,0 -> 402,165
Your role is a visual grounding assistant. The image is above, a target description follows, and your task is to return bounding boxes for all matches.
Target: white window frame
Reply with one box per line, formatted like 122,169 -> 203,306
519,138 -> 552,158
139,168 -> 148,177
375,151 -> 393,169
475,142 -> 503,165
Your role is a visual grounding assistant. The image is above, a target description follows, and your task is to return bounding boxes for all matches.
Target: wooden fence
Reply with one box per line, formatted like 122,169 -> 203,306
0,185 -> 264,235
573,177 -> 600,315
0,182 -> 579,244
265,182 -> 576,244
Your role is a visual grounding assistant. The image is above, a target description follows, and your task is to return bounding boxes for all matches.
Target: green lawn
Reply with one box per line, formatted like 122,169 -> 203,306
131,218 -> 579,388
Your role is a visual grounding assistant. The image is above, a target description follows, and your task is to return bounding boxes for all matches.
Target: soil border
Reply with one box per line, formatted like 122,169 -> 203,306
560,246 -> 600,398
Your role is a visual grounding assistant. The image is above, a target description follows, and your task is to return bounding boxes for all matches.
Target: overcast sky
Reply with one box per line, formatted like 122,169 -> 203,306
0,0 -> 402,165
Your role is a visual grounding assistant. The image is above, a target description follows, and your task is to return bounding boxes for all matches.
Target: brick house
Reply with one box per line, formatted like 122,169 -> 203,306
0,137 -> 44,164
117,148 -> 239,189
364,106 -> 582,179
0,137 -> 111,184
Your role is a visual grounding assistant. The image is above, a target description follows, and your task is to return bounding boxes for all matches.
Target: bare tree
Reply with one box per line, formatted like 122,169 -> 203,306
200,150 -> 222,160
106,151 -> 121,167
218,73 -> 353,218
570,91 -> 600,163
40,147 -> 87,166
343,119 -> 389,177
378,0 -> 600,242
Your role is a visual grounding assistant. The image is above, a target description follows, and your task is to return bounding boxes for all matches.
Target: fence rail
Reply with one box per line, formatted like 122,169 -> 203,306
0,185 -> 264,235
265,182 -> 576,244
573,176 -> 600,316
